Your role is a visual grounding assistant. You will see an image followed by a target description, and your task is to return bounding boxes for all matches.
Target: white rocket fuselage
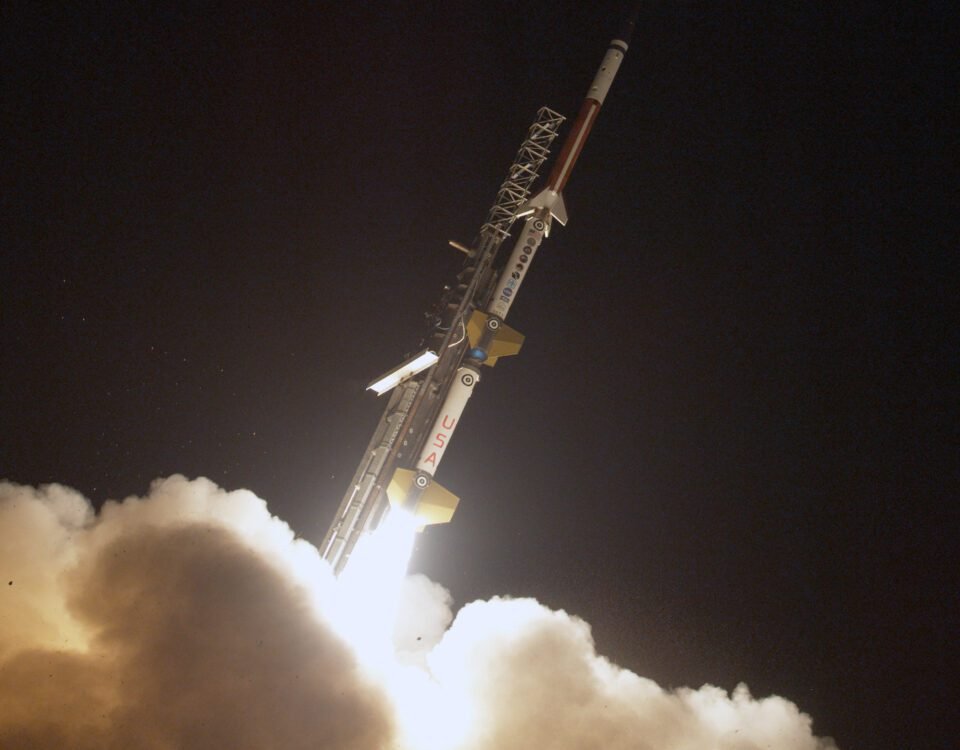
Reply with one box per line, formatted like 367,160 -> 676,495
413,30 -> 634,497
397,28 -> 635,520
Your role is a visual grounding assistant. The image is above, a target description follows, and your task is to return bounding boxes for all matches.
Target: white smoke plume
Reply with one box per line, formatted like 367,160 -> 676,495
0,476 -> 838,750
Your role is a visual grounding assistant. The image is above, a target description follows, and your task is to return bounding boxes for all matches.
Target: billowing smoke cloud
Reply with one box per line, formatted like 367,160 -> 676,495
0,476 -> 838,750
0,476 -> 390,750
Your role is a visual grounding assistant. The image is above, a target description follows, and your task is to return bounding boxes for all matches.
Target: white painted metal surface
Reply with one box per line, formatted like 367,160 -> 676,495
416,367 -> 480,475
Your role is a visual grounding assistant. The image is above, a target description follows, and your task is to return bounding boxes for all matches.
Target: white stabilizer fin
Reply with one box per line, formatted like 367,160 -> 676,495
550,191 -> 568,226
517,188 -> 567,232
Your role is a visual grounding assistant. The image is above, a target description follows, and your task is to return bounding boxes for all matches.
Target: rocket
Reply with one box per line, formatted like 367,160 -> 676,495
517,19 -> 635,237
319,12 -> 637,573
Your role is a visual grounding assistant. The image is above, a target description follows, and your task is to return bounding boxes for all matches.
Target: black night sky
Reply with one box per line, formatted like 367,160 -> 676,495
2,3 -> 955,749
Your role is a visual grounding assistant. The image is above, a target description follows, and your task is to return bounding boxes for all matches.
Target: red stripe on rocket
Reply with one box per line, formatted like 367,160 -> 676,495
518,23 -> 634,233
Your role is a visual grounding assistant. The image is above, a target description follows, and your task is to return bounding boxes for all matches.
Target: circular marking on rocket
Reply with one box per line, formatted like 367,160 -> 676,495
461,372 -> 476,387
534,219 -> 545,231
488,318 -> 500,331
415,474 -> 429,488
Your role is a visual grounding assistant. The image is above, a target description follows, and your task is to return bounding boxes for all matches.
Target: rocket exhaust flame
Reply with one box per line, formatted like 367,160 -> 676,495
332,508 -> 419,661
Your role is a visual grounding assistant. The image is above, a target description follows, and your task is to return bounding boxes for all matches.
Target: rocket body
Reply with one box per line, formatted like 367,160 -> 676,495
420,25 -> 634,519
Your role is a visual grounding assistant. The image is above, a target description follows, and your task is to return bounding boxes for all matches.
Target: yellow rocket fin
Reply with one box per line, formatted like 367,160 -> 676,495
387,468 -> 460,525
466,311 -> 524,366
466,311 -> 485,348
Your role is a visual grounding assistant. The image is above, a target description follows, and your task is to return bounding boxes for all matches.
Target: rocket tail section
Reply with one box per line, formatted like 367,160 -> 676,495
386,468 -> 459,526
517,188 -> 567,231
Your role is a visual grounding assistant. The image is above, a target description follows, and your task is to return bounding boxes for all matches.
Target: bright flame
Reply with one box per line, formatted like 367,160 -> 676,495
323,510 -> 477,749
328,509 -> 419,662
